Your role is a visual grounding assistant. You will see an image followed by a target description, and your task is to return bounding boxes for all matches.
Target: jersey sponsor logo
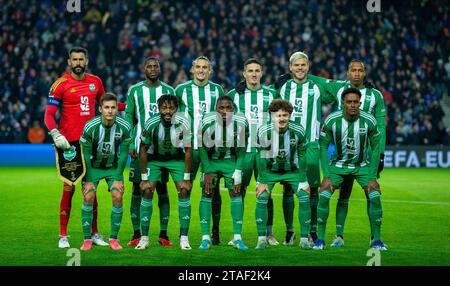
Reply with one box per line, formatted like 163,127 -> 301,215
198,101 -> 207,114
346,138 -> 357,155
70,87 -> 76,93
250,105 -> 259,120
63,146 -> 77,161
89,84 -> 96,91
294,99 -> 303,116
80,96 -> 90,115
101,142 -> 113,156
276,150 -> 288,163
290,139 -> 296,145
149,103 -> 158,116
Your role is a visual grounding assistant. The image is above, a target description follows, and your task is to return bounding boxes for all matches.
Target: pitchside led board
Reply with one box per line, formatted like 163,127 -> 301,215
0,144 -> 448,169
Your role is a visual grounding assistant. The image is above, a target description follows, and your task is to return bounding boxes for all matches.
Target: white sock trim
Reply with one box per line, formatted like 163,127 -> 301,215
233,234 -> 242,241
202,235 -> 210,241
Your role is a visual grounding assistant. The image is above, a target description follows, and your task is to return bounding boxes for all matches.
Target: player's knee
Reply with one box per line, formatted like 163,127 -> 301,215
111,191 -> 123,206
178,188 -> 190,199
202,189 -> 213,199
142,189 -> 154,199
84,192 -> 95,204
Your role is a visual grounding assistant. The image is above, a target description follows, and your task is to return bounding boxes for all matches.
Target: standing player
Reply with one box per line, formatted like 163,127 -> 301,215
255,99 -> 310,250
276,51 -> 334,245
175,56 -> 225,245
228,58 -> 278,245
124,57 -> 175,247
44,47 -> 120,248
314,88 -> 386,250
198,95 -> 249,250
308,60 -> 386,247
79,93 -> 132,251
136,94 -> 193,250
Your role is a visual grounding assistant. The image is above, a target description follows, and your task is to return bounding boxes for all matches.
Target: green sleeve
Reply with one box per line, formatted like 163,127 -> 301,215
297,138 -> 307,182
124,88 -> 135,126
373,90 -> 386,153
217,84 -> 225,96
319,124 -> 332,178
80,133 -> 93,182
368,124 -> 381,181
115,131 -> 131,180
308,74 -> 343,104
129,126 -> 137,150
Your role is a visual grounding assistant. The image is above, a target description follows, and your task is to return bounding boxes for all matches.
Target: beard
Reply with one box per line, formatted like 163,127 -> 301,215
71,65 -> 86,75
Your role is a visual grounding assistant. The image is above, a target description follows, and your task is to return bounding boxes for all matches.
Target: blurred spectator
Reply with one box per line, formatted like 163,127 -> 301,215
27,120 -> 46,144
0,0 -> 448,145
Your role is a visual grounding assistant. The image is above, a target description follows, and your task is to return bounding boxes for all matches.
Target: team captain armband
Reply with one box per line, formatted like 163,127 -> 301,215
47,96 -> 61,107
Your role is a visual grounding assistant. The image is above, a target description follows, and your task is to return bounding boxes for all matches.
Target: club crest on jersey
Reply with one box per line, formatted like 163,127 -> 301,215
70,88 -> 76,93
89,84 -> 96,91
114,129 -> 123,140
290,138 -> 296,145
63,146 -> 77,161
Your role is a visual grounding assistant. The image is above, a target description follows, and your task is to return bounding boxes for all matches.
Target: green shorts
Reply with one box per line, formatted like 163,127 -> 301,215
146,160 -> 185,183
129,156 -> 169,183
306,143 -> 320,188
330,165 -> 369,189
89,167 -> 123,191
200,158 -> 236,190
261,170 -> 300,193
242,152 -> 258,189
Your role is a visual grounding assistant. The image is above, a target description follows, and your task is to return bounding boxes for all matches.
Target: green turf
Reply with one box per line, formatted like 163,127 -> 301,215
0,167 -> 449,266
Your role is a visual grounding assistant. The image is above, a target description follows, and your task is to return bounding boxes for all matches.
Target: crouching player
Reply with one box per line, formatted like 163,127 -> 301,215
255,99 -> 311,250
79,93 -> 132,251
198,95 -> 249,250
136,94 -> 193,250
314,88 -> 386,250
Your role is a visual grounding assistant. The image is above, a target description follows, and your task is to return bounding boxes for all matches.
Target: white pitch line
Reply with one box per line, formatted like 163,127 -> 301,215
219,188 -> 450,206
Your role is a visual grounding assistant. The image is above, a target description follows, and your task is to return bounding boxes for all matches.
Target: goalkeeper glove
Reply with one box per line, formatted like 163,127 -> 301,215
49,129 -> 70,150
377,153 -> 385,176
274,73 -> 292,90
235,80 -> 246,94
232,169 -> 242,185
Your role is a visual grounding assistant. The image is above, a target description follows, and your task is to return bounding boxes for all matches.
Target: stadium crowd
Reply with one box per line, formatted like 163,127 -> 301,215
0,0 -> 449,145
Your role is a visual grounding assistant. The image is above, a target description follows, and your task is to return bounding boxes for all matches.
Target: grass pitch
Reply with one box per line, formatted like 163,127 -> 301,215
0,167 -> 449,266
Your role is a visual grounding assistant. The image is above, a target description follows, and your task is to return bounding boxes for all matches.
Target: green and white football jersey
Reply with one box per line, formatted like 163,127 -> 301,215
176,80 -> 225,149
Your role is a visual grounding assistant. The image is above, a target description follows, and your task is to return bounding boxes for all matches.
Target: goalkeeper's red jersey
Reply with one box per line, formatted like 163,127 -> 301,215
44,73 -> 105,142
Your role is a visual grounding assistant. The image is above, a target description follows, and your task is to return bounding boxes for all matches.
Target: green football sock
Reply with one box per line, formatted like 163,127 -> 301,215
336,198 -> 349,237
199,196 -> 212,236
81,202 -> 93,239
297,190 -> 311,238
110,204 -> 123,239
309,188 -> 318,232
230,196 -> 244,235
140,198 -> 153,237
366,198 -> 375,238
317,190 -> 332,241
267,197 -> 274,230
130,193 -> 141,232
157,192 -> 170,232
255,193 -> 269,236
368,191 -> 383,241
178,198 -> 191,236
